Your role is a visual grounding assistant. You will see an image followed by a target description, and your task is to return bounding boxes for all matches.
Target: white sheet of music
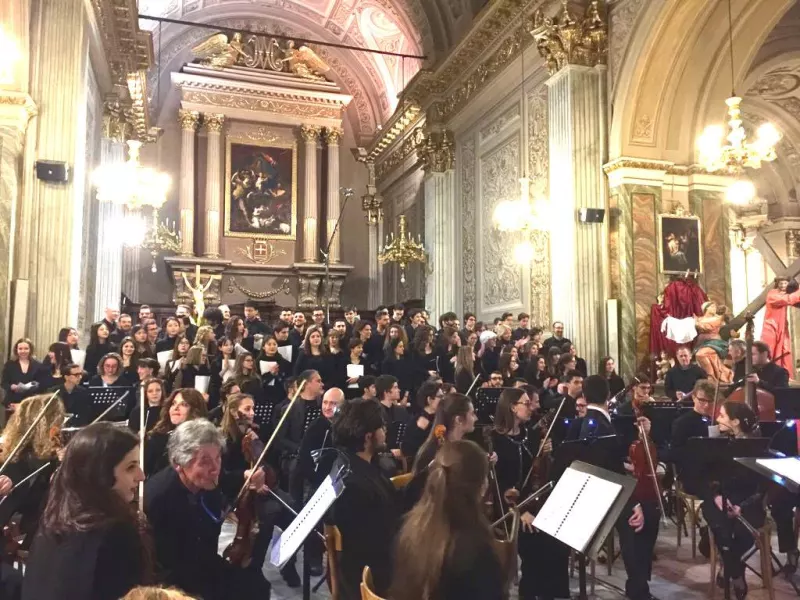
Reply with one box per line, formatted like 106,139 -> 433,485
156,350 -> 171,372
756,457 -> 800,485
270,474 -> 343,568
260,361 -> 277,386
277,346 -> 293,362
194,375 -> 210,394
534,467 -> 622,553
70,349 -> 86,370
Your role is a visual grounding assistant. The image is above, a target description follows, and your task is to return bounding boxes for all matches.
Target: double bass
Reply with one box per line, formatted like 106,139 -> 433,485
725,313 -> 776,423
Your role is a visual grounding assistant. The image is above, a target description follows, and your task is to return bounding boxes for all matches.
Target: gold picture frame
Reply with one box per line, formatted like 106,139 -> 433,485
224,135 -> 298,240
657,213 -> 703,274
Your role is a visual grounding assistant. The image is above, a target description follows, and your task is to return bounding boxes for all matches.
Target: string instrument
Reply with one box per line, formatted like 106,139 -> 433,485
628,387 -> 667,522
725,313 -> 776,423
519,395 -> 567,494
223,380 -> 306,567
608,376 -> 640,413
481,426 -> 507,536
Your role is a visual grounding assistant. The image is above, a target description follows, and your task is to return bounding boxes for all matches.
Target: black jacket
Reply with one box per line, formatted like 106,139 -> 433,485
1,360 -> 44,405
664,364 -> 706,400
59,384 -> 93,426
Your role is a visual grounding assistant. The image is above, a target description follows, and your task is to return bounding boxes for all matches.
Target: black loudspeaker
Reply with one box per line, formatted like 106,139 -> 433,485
578,208 -> 605,223
35,160 -> 70,183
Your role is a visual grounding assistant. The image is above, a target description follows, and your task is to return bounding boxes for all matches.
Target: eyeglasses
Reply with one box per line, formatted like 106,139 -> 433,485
515,401 -> 533,408
576,403 -> 588,409
490,376 -> 503,381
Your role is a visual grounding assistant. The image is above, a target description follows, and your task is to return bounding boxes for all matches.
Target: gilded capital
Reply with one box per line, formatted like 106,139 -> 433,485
325,128 -> 344,146
204,113 -> 225,133
531,0 -> 607,76
103,98 -> 132,142
300,124 -> 321,143
178,109 -> 200,131
0,91 -> 37,138
420,130 -> 455,174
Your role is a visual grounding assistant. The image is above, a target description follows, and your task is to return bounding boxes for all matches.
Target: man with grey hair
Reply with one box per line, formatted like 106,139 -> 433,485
144,419 -> 271,599
728,338 -> 747,382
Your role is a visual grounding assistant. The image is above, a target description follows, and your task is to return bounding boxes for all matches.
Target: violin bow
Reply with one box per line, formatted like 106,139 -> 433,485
138,384 -> 145,513
465,373 -> 482,397
519,395 -> 566,493
234,379 -> 307,504
0,390 -> 61,477
491,481 -> 554,528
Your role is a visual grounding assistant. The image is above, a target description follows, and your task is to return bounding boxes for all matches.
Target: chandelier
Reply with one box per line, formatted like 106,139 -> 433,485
696,0 -> 780,177
93,140 -> 171,209
141,211 -> 182,273
378,215 -> 426,284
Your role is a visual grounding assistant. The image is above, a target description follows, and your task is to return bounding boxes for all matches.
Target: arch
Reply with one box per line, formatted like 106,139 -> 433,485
610,0 -> 796,164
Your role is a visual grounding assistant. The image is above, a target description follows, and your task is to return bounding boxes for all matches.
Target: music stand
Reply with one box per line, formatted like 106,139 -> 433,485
387,420 -> 407,450
253,401 -> 276,430
641,403 -> 690,448
88,386 -> 129,421
534,460 -> 636,600
775,388 -> 800,420
475,387 -> 504,425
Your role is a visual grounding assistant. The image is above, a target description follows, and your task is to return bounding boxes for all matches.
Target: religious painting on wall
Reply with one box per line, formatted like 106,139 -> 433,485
658,213 -> 702,274
225,137 -> 297,240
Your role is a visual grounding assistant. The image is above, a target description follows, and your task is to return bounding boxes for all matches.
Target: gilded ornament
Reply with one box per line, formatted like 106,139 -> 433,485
325,128 -> 344,145
227,276 -> 292,299
376,126 -> 427,180
300,125 -> 322,143
531,0 -> 608,76
237,239 -> 287,264
420,130 -> 455,173
284,41 -> 331,81
204,113 -> 226,133
191,33 -> 247,69
182,91 -> 341,120
178,109 -> 200,131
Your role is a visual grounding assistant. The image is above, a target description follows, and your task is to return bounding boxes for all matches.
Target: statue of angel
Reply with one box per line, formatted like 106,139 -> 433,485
283,41 -> 331,80
191,32 -> 246,68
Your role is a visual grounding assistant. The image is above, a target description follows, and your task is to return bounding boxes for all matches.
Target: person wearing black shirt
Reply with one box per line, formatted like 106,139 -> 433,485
376,375 -> 409,452
748,340 -> 789,392
109,313 -> 133,345
288,311 -> 307,354
405,309 -> 426,348
665,347 -> 707,401
272,323 -> 296,368
390,303 -> 406,327
243,301 -> 270,339
670,379 -> 713,495
599,356 -> 626,397
365,309 -> 391,371
512,312 -> 531,341
310,306 -> 329,335
560,342 -> 588,378
58,363 -> 93,426
144,419 -> 271,600
2,339 -> 44,408
100,306 -> 119,338
728,339 -> 747,384
478,331 -> 501,377
382,338 -> 415,401
331,399 -> 401,600
541,321 -> 571,353
400,381 -> 442,460
84,322 -> 118,380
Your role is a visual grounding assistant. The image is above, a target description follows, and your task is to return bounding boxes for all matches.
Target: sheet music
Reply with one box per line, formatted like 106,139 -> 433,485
346,364 -> 364,379
194,375 -> 210,394
277,346 -> 293,362
534,467 -> 622,553
756,457 -> 800,485
156,350 -> 171,372
270,474 -> 344,568
260,361 -> 277,386
70,349 -> 86,370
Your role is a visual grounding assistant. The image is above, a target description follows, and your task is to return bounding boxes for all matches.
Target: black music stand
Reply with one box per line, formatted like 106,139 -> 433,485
642,403 -> 691,448
775,388 -> 800,420
535,460 -> 636,600
475,387 -> 504,425
253,401 -> 276,430
551,434 -> 623,482
87,386 -> 129,421
387,420 -> 407,450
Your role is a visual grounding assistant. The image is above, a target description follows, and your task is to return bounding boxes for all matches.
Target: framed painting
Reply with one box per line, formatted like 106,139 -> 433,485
658,213 -> 703,274
224,136 -> 298,240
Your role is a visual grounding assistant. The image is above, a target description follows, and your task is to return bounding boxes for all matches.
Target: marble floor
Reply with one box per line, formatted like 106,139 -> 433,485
220,521 -> 800,599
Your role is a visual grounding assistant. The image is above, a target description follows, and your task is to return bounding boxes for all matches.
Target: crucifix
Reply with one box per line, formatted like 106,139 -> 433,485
182,265 -> 220,319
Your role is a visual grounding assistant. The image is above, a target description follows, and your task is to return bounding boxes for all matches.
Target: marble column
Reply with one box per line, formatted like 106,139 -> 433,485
424,170 -> 456,323
325,128 -> 343,263
547,65 -> 608,375
178,109 -> 199,256
203,113 -> 224,258
301,125 -> 321,262
24,0 -> 87,350
367,216 -> 386,308
93,137 -> 125,321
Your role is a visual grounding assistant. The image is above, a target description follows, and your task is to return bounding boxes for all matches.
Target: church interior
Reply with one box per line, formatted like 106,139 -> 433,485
2,0 -> 800,599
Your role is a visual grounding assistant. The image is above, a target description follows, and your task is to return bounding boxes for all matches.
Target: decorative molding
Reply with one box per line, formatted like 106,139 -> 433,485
420,130 -> 455,173
233,126 -> 283,144
178,109 -> 200,131
0,92 -> 38,144
204,113 -> 225,133
461,137 -> 477,313
603,157 -> 718,176
632,113 -> 653,142
528,86 -> 550,327
227,276 -> 292,299
324,128 -> 344,145
480,104 -> 520,141
531,0 -> 608,76
183,91 -> 342,120
300,124 -> 322,142
364,104 -> 423,162
608,0 -> 645,89
236,240 -> 287,265
376,125 -> 427,180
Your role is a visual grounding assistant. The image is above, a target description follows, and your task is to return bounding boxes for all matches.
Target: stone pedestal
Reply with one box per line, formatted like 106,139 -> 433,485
93,138 -> 125,321
178,109 -> 199,256
292,262 -> 353,309
301,125 -> 320,263
203,113 -> 224,258
424,169 -> 456,323
547,65 -> 608,375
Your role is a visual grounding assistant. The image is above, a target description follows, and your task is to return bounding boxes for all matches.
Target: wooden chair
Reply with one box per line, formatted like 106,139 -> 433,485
324,524 -> 342,600
675,480 -> 703,558
390,472 -> 414,490
708,519 -> 776,600
361,565 -> 387,600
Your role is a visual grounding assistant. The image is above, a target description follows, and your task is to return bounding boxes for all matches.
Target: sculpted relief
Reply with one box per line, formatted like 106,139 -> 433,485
461,138 -> 477,314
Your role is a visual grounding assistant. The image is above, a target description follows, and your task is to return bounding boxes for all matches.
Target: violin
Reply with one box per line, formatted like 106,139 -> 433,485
628,384 -> 666,521
481,426 -> 506,533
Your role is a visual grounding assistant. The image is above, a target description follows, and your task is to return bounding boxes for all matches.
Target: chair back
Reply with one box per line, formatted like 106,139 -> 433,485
324,524 -> 342,599
390,472 -> 414,490
360,565 -> 387,600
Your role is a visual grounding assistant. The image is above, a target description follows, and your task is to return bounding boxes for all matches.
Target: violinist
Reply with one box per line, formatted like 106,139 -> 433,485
391,440 -> 504,600
0,394 -> 65,549
144,389 -> 207,476
144,419 -> 272,600
218,393 -> 299,586
492,387 -> 569,600
401,381 -> 443,459
614,374 -> 655,416
22,423 -> 147,600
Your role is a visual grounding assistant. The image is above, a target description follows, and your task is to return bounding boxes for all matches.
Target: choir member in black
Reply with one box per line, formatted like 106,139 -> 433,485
331,399 -> 401,599
163,336 -> 190,392
665,346 -> 707,401
58,327 -> 80,350
144,419 -> 271,600
492,387 -> 569,599
256,335 -> 292,400
243,300 -> 270,338
118,337 -> 141,385
224,315 -> 248,355
207,379 -> 242,426
382,338 -> 415,401
391,303 -> 406,327
2,338 -> 44,409
155,317 -> 182,354
310,306 -> 328,334
382,323 -> 409,356
144,388 -> 207,476
128,378 -> 166,434
193,325 -> 217,358
38,341 -> 72,391
392,440 -> 504,600
273,322 -> 295,366
405,309 -> 425,345
498,349 -> 521,387
376,374 -> 409,447
454,346 -> 477,394
560,342 -> 587,378
436,327 -> 461,384
326,329 -> 346,388
524,355 -> 549,390
22,423 -> 147,600
341,338 -> 368,399
566,375 -> 654,600
131,325 -> 154,359
144,319 -> 160,350
88,353 -> 126,394
411,326 -> 439,388
401,381 -> 443,459
512,312 -> 531,341
85,322 -> 117,377
215,336 -> 236,384
287,310 -> 307,355
728,339 -> 747,383
173,345 -> 216,399
460,311 -> 477,343
232,351 -> 261,392
204,306 -> 226,341
703,401 -> 763,599
0,394 -> 64,549
136,358 -> 159,383
110,313 -> 133,345
367,309 -> 391,366
293,325 -> 334,382
359,375 -> 378,401
600,356 -> 626,398
542,321 -> 570,353
58,363 -> 93,426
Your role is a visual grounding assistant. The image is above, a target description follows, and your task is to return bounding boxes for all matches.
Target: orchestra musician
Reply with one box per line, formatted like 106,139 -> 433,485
22,423 -> 147,600
391,440 -> 504,600
492,387 -> 569,600
57,362 -> 93,426
144,389 -> 207,476
670,379 -> 713,496
143,419 -> 271,600
614,374 -> 655,416
743,340 -> 789,393
331,399 -> 401,600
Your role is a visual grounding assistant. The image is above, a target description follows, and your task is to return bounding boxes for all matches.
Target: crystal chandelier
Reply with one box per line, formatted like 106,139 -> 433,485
378,215 -> 426,284
697,0 -> 780,176
93,140 -> 171,209
141,211 -> 182,273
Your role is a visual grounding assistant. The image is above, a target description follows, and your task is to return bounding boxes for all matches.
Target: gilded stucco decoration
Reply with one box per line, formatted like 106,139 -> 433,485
608,0 -> 645,90
461,138 -> 477,314
528,87 -> 551,327
227,276 -> 292,300
181,91 -> 342,120
481,137 -> 523,307
376,126 -> 427,180
531,0 -> 608,76
420,130 -> 455,173
236,240 -> 287,265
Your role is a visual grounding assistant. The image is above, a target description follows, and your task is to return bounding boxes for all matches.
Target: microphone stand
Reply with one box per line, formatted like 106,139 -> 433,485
321,188 -> 354,324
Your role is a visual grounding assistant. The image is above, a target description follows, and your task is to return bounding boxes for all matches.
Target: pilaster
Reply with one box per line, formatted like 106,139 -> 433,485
203,113 -> 225,258
424,169 -> 456,323
178,109 -> 199,256
325,128 -> 343,263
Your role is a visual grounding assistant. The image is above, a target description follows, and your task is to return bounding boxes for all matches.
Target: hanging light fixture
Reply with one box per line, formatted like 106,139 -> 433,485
0,25 -> 21,85
93,140 -> 171,210
378,215 -> 426,284
697,0 -> 780,176
492,13 -> 549,246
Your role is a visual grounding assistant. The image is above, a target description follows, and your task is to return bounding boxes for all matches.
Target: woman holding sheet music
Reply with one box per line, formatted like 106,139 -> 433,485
293,325 -> 334,382
163,337 -> 191,393
256,336 -> 292,401
2,338 -> 45,409
172,346 -> 215,401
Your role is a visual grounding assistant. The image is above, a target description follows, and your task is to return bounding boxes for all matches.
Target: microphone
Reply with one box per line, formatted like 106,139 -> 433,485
340,187 -> 354,197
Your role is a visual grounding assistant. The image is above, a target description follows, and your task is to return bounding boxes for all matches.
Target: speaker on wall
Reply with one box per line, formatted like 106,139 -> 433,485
35,160 -> 70,183
578,208 -> 605,223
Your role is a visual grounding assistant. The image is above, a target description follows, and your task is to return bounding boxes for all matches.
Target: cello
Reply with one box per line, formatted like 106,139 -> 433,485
725,313 -> 776,423
628,390 -> 667,523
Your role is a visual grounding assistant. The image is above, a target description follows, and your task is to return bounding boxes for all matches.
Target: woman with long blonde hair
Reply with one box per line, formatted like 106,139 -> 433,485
391,440 -> 503,600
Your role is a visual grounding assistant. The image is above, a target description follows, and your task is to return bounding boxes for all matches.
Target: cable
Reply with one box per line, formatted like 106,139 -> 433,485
727,0 -> 735,96
138,14 -> 427,60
